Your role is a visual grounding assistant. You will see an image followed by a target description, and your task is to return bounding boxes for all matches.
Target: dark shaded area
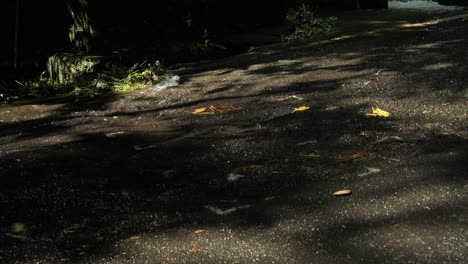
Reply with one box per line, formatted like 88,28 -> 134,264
1,0 -> 395,80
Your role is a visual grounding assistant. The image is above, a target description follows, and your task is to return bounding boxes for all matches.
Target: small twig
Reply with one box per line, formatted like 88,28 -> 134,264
323,151 -> 369,167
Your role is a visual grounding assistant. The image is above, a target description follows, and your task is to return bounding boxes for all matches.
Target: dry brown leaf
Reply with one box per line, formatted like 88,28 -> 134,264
343,151 -> 369,161
195,229 -> 206,234
333,189 -> 352,196
188,248 -> 201,253
192,104 -> 235,114
210,104 -> 235,111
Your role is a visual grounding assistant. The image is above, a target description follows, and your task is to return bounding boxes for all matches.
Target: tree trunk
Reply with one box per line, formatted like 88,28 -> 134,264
13,0 -> 20,70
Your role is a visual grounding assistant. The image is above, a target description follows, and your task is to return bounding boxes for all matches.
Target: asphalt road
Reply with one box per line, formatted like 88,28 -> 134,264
0,8 -> 467,264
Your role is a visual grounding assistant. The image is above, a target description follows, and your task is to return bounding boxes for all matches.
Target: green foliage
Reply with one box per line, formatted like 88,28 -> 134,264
104,61 -> 165,93
0,73 -> 73,103
47,54 -> 100,85
286,5 -> 337,42
0,60 -> 166,104
67,0 -> 95,52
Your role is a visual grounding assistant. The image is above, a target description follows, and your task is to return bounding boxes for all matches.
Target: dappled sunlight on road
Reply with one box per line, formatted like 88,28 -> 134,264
1,6 -> 467,264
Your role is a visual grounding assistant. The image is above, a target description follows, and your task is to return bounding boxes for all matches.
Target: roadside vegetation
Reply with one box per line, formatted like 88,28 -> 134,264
285,4 -> 337,42
0,1 -> 339,105
0,60 -> 167,104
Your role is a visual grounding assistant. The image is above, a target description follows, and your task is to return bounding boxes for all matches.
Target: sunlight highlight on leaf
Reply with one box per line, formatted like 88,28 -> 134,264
292,106 -> 310,113
366,107 -> 390,117
333,189 -> 352,196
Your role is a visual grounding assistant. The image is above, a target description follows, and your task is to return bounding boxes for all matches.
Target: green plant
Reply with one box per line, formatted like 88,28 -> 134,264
0,60 -> 166,104
286,5 -> 337,42
105,60 -> 166,93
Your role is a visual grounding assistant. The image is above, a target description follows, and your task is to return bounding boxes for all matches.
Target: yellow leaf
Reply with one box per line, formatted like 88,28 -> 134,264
371,107 -> 390,117
333,189 -> 352,196
293,106 -> 310,113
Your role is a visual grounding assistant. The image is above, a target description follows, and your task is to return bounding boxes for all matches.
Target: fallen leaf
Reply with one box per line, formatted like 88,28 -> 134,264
323,151 -> 369,167
192,104 -> 235,114
359,131 -> 371,137
300,153 -> 320,158
226,173 -> 245,182
105,131 -> 125,138
292,106 -> 310,113
333,189 -> 352,196
358,167 -> 381,177
366,107 -> 390,118
195,229 -> 206,234
373,136 -> 403,144
133,144 -> 157,151
296,140 -> 317,146
375,136 -> 390,143
193,107 -> 209,114
343,151 -> 369,161
188,248 -> 201,252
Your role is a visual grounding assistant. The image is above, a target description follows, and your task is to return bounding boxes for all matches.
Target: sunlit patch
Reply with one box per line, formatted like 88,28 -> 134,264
389,0 -> 465,11
412,40 -> 463,49
400,13 -> 468,28
422,63 -> 454,70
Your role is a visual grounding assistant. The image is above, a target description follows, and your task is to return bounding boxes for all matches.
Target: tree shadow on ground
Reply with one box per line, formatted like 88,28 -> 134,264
0,10 -> 467,263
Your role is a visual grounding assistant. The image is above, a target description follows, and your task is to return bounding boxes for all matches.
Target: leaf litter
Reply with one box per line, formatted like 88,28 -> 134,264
192,104 -> 236,114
